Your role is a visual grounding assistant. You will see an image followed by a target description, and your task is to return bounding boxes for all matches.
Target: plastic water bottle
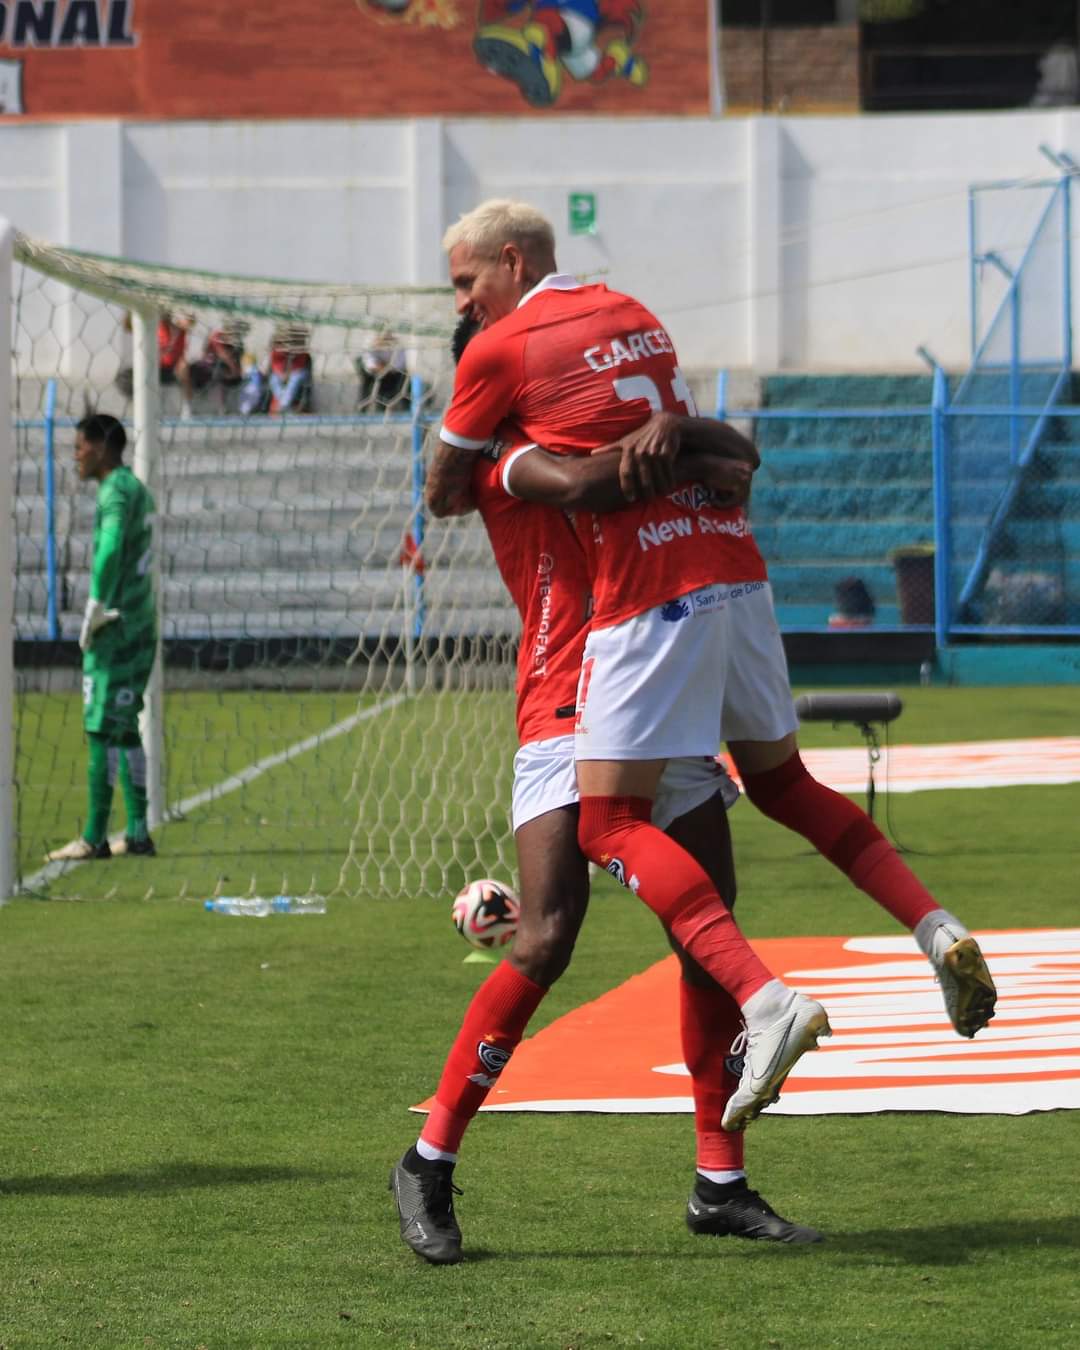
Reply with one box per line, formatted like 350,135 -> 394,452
270,895 -> 327,915
205,896 -> 274,916
204,895 -> 327,917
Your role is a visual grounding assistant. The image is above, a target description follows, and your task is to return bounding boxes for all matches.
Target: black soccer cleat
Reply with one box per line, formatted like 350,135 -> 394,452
686,1177 -> 823,1244
113,835 -> 157,857
390,1148 -> 464,1265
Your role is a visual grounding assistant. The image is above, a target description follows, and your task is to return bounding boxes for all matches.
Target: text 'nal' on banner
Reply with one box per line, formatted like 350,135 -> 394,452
416,930 -> 1080,1118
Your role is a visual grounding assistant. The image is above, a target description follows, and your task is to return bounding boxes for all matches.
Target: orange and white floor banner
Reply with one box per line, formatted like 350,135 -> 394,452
429,929 -> 1080,1117
724,736 -> 1080,795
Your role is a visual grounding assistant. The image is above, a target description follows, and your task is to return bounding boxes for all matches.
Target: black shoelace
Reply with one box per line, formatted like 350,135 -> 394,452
418,1167 -> 463,1221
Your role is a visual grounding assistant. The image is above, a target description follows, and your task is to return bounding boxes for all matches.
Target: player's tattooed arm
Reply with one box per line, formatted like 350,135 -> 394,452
425,437 -> 480,517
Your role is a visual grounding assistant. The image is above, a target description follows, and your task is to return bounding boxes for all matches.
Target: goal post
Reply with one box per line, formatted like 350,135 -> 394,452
130,305 -> 166,831
8,231 -> 521,903
1,218 -> 16,903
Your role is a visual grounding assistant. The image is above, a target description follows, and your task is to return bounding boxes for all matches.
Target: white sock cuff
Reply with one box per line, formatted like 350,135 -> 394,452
416,1138 -> 458,1164
739,977 -> 787,1020
914,908 -> 967,956
697,1168 -> 746,1185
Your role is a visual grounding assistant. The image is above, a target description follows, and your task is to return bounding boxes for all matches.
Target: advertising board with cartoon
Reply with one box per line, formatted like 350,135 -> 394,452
0,0 -> 713,117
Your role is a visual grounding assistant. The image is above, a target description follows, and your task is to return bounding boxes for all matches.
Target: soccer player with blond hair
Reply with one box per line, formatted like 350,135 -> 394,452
428,198 -> 995,1125
393,317 -> 822,1264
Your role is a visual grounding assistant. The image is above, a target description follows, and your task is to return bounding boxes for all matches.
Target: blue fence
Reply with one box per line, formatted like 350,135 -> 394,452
717,152 -> 1080,650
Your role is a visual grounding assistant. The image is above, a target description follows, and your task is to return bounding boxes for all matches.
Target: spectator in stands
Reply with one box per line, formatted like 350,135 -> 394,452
828,576 -> 876,629
189,319 -> 248,409
238,351 -> 269,417
158,311 -> 194,418
268,323 -> 314,414
357,331 -> 409,411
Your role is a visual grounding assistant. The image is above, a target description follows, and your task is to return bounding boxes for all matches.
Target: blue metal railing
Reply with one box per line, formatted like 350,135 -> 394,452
717,373 -> 1080,646
17,401 -> 441,648
953,162 -> 1073,624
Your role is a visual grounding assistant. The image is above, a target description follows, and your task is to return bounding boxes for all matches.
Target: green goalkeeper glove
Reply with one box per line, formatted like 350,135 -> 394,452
79,597 -> 120,652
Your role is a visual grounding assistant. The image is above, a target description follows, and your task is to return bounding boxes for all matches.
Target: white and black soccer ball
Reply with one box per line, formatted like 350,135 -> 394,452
451,879 -> 520,950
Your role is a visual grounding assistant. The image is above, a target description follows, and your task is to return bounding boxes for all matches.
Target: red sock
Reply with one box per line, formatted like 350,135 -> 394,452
422,961 -> 547,1154
680,980 -> 745,1172
741,752 -> 939,931
578,795 -> 773,1006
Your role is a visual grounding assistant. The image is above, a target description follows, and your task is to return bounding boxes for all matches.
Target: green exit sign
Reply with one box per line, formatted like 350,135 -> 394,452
568,192 -> 597,236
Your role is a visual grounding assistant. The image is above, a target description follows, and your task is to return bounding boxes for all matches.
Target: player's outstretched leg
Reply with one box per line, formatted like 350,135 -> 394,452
389,1148 -> 463,1266
915,909 -> 997,1038
736,748 -> 998,1034
721,980 -> 832,1133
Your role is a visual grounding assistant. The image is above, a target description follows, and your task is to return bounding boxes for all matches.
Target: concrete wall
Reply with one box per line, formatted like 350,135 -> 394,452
3,108 -> 1080,374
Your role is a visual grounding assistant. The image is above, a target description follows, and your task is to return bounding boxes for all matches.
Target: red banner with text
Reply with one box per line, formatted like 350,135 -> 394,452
0,0 -> 715,118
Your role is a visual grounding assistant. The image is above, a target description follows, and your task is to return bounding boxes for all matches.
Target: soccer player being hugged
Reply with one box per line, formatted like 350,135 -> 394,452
46,414 -> 158,863
428,199 -> 995,1120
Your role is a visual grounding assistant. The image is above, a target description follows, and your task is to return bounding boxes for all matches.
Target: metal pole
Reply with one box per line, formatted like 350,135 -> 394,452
1009,282 -> 1021,466
930,364 -> 951,653
0,221 -> 15,901
131,308 -> 165,830
1062,176 -> 1073,370
715,369 -> 729,421
968,187 -> 978,362
43,377 -> 59,641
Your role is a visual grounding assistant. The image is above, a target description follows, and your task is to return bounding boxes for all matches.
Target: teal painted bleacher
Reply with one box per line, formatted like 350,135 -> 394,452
748,372 -> 1080,631
748,375 -> 934,630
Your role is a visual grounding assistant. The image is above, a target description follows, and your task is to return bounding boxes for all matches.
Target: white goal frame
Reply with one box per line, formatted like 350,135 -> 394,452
1,218 -> 15,902
4,228 -> 521,902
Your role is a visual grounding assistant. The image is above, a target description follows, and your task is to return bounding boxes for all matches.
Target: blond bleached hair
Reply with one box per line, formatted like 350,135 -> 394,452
442,199 -> 556,263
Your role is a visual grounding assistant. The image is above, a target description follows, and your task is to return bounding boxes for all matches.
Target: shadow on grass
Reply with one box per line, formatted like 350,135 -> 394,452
0,1161 -> 337,1198
468,1217 -> 1080,1264
826,1216 -> 1080,1264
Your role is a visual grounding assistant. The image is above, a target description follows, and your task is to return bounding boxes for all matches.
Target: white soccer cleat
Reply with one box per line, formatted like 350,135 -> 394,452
722,986 -> 831,1133
919,919 -> 997,1038
44,837 -> 111,863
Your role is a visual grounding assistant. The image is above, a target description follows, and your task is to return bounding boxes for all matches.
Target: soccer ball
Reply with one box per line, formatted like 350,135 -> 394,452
452,879 -> 520,950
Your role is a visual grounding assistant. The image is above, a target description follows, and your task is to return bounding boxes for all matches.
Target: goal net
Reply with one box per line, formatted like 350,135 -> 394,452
2,225 -> 520,903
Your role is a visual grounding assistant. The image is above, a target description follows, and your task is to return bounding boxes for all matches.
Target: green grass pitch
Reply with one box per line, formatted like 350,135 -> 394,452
1,684 -> 1079,1347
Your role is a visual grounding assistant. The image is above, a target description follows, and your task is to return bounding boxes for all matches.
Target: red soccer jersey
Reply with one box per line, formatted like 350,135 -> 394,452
471,434 -> 590,747
442,277 -> 766,629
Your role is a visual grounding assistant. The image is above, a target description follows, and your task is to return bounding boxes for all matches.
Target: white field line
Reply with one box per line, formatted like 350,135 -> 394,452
17,692 -> 407,896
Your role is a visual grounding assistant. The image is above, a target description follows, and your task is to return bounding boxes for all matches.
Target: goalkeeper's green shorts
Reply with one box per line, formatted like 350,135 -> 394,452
82,620 -> 156,742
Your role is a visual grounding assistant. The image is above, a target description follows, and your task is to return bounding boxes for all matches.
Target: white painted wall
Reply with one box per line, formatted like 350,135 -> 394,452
3,109 -> 1080,373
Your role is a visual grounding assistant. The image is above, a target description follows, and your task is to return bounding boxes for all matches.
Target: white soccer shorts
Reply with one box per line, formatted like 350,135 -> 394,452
511,733 -> 739,833
574,580 -> 798,761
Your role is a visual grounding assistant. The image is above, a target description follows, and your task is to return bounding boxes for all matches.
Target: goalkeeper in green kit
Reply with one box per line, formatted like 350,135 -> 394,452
46,414 -> 158,863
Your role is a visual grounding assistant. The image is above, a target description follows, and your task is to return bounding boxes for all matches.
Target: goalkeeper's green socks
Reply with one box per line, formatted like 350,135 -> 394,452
85,733 -> 114,846
118,743 -> 150,844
